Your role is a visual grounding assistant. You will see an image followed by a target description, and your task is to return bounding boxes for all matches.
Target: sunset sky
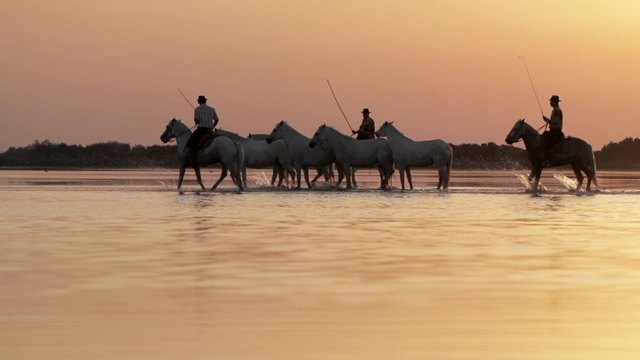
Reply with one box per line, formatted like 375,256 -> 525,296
2,1 -> 639,151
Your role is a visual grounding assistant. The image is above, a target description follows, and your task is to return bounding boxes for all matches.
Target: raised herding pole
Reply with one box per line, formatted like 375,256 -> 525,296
327,79 -> 354,132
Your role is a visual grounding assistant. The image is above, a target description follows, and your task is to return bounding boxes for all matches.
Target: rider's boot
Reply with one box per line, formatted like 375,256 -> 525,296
188,149 -> 199,169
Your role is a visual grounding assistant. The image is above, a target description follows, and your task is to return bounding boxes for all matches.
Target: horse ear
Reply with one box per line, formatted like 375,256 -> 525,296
390,121 -> 394,125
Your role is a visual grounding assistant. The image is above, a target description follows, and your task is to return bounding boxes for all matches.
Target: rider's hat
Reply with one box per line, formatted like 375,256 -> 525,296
197,95 -> 207,103
549,95 -> 561,102
362,108 -> 371,114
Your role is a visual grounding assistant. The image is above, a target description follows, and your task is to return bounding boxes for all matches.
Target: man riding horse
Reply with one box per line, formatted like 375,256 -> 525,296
187,95 -> 219,169
541,94 -> 564,167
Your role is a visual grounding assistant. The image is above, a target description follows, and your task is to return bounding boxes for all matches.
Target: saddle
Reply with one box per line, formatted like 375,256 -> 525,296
547,136 -> 574,165
195,132 -> 221,150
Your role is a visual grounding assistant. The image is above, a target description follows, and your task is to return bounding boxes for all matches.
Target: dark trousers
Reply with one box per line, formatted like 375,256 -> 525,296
187,127 -> 214,166
542,129 -> 564,162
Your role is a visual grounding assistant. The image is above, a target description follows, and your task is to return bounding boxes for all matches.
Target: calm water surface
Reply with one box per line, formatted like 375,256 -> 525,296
1,169 -> 640,360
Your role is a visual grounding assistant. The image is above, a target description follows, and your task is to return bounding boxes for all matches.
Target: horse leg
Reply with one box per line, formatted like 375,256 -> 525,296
385,165 -> 395,189
324,164 -> 334,182
376,165 -> 386,189
241,165 -> 248,189
271,163 -> 282,187
437,166 -> 447,190
233,166 -> 244,192
271,164 -> 280,187
351,167 -> 358,188
177,165 -> 187,190
344,164 -> 353,189
211,166 -> 228,190
303,167 -> 314,189
585,170 -> 594,191
531,166 -> 543,195
334,164 -> 345,187
294,166 -> 302,189
570,163 -> 584,192
407,167 -> 415,190
274,164 -> 285,187
194,166 -> 206,191
285,165 -> 295,187
310,168 -> 323,183
396,165 -> 406,190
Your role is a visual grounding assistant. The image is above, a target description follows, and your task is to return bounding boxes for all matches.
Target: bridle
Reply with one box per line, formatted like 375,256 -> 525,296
164,121 -> 196,143
507,121 -> 525,144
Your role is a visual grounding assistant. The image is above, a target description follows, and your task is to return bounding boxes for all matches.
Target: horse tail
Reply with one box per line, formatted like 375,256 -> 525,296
445,151 -> 453,189
588,145 -> 601,190
234,141 -> 245,190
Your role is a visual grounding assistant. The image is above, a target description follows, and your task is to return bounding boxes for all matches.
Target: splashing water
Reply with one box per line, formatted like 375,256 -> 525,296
515,173 -> 547,192
248,171 -> 273,187
553,173 -> 578,191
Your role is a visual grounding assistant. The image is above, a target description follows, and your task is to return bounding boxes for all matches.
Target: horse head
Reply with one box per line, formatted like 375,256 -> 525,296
375,121 -> 394,138
266,120 -> 287,144
505,119 -> 526,145
160,118 -> 181,143
308,124 -> 328,148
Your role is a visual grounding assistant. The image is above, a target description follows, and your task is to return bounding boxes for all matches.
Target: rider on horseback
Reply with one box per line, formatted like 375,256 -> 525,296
541,95 -> 564,167
352,108 -> 376,140
187,95 -> 219,169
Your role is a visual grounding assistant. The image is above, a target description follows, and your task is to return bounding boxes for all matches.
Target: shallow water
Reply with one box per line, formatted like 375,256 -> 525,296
1,169 -> 640,359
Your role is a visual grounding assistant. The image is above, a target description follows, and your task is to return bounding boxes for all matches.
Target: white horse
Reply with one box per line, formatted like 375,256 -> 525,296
214,128 -> 295,188
266,121 -> 343,189
309,124 -> 394,189
375,121 -> 453,190
160,118 -> 244,191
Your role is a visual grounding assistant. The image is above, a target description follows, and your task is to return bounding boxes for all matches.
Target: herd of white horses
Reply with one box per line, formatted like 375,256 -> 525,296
160,118 -> 600,194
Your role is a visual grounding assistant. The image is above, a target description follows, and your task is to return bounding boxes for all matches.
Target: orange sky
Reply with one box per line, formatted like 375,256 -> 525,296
2,0 -> 639,151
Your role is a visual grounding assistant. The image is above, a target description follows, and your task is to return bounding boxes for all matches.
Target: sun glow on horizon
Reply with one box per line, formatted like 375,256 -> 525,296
1,1 -> 639,151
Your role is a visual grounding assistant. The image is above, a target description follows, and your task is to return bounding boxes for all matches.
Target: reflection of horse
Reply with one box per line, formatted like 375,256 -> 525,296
214,128 -> 295,188
160,119 -> 244,191
266,121 -> 343,189
309,125 -> 394,189
375,121 -> 452,190
505,119 -> 599,192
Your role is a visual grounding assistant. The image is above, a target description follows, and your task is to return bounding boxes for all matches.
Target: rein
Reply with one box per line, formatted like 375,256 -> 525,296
167,124 -> 196,143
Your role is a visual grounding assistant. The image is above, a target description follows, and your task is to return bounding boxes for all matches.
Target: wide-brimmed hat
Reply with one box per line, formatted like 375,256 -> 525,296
197,95 -> 207,102
362,108 -> 371,114
549,95 -> 561,102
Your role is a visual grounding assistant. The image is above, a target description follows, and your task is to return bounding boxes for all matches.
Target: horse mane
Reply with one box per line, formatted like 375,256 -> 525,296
171,118 -> 188,131
519,119 -> 537,134
277,120 -> 306,137
380,121 -> 411,139
319,124 -> 351,139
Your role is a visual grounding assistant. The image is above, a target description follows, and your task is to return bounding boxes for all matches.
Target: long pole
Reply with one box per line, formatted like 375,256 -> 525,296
519,56 -> 545,119
177,88 -> 195,110
327,79 -> 354,132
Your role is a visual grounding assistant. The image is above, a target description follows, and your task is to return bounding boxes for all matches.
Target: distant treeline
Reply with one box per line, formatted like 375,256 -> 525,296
1,137 -> 639,170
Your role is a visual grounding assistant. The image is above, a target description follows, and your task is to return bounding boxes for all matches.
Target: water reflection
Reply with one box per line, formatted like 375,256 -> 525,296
1,170 -> 640,359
